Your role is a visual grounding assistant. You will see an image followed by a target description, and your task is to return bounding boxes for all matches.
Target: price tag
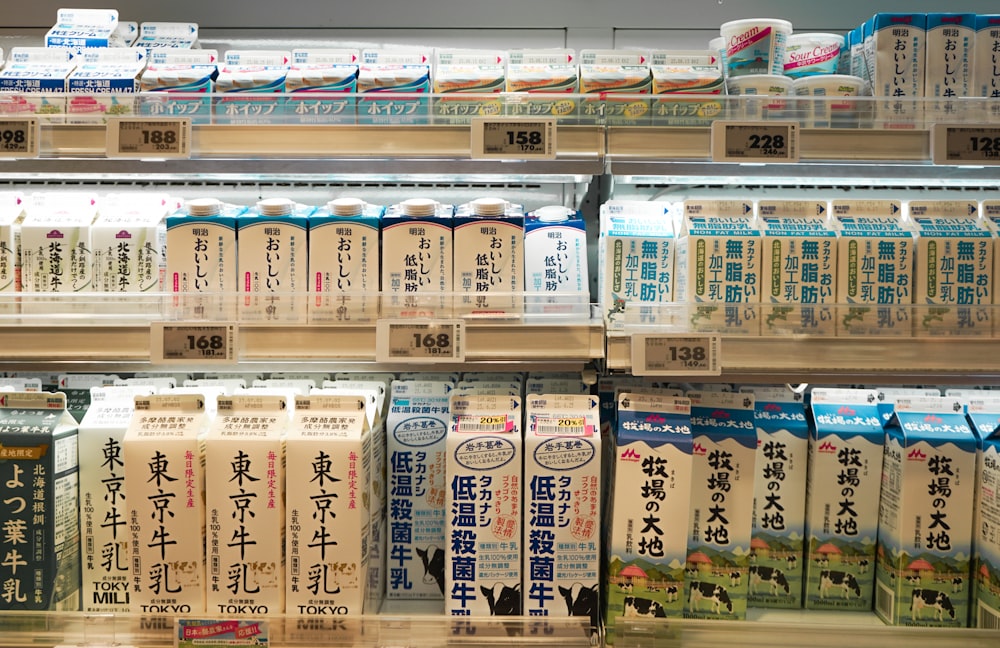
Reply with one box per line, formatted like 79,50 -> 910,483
471,117 -> 556,159
151,323 -> 238,364
107,118 -> 191,158
376,319 -> 465,363
711,121 -> 799,163
176,619 -> 269,648
0,118 -> 38,158
630,334 -> 721,377
932,124 -> 1000,165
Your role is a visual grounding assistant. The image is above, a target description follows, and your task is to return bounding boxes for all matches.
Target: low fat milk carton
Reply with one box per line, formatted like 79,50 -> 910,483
453,198 -> 523,316
215,50 -> 290,126
874,395 -> 976,627
0,47 -> 75,120
381,199 -> 453,317
358,50 -> 431,125
804,388 -> 884,611
523,206 -> 589,315
506,49 -> 578,118
238,198 -> 310,323
205,395 -> 286,616
649,50 -> 725,127
832,199 -> 914,336
524,394 -> 601,632
138,49 -> 218,123
872,13 -> 926,127
433,49 -> 506,124
92,194 -> 168,294
19,195 -> 96,294
974,15 -> 1000,111
966,397 -> 1000,628
910,200 -> 993,337
67,48 -> 146,123
286,49 -> 358,125
0,393 -> 80,611
46,8 -> 118,50
605,393 -> 692,643
580,50 -> 651,126
925,14 -> 976,102
445,394 -> 523,616
124,394 -> 208,614
684,391 -> 756,620
741,386 -> 808,609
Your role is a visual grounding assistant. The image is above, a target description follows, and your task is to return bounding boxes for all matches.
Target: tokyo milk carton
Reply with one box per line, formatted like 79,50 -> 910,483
579,50 -> 652,126
523,206 -> 590,315
966,397 -> 1000,628
506,49 -> 578,118
453,198 -> 524,316
381,199 -> 453,317
358,49 -> 431,125
804,388 -> 884,611
605,393 -> 692,644
238,198 -> 310,323
875,395 -> 976,627
433,49 -> 506,124
872,13 -> 926,128
286,49 -> 358,124
974,15 -> 1000,111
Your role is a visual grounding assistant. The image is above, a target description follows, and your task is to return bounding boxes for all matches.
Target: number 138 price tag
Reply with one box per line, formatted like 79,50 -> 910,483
711,121 -> 798,163
630,334 -> 721,377
376,319 -> 465,363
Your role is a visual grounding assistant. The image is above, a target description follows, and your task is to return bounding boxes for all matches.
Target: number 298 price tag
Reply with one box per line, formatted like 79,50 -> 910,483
711,121 -> 798,163
0,118 -> 39,158
107,118 -> 191,158
150,323 -> 238,364
376,319 -> 465,363
471,118 -> 556,159
630,334 -> 721,377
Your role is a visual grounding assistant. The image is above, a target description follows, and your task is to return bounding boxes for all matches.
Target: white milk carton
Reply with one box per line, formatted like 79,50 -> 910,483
92,193 -> 168,294
874,395 -> 976,627
579,50 -> 652,126
505,49 -> 578,118
238,198 -> 311,323
433,49 -> 506,124
115,376 -> 177,391
19,194 -> 96,294
524,394 -> 601,633
79,385 -> 155,612
46,8 -> 118,50
381,199 -> 453,317
124,394 -> 208,614
967,397 -> 1000,628
358,49 -> 431,125
872,13 -> 927,127
205,395 -> 286,616
649,50 -> 725,127
66,48 -> 146,123
675,199 -> 760,335
58,373 -> 121,421
740,386 -> 809,609
215,50 -> 289,125
599,200 -> 676,331
453,198 -> 524,316
287,49 -> 358,125
804,388 -> 884,612
910,200 -> 993,337
446,394 -> 523,616
523,206 -> 590,316
0,47 -> 75,120
182,378 -> 246,394
925,14 -> 976,103
0,192 -> 25,295
138,49 -> 218,124
133,22 -> 199,52
974,15 -> 1000,112
605,393 -> 692,642
832,199 -> 914,336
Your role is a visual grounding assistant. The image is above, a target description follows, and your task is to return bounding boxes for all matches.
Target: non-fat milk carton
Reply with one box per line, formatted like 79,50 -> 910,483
604,393 -> 692,643
684,391 -> 756,620
214,50 -> 290,125
124,394 -> 208,614
286,395 -> 371,615
580,50 -> 651,126
974,15 -> 1000,107
138,49 -> 218,123
649,50 -> 725,127
381,199 -> 453,317
966,397 -> 1000,628
358,49 -> 431,125
66,48 -> 146,123
804,388 -> 884,611
0,393 -> 80,611
874,395 -> 976,627
433,49 -> 506,124
238,198 -> 310,323
523,206 -> 589,315
505,49 -> 578,118
523,394 -> 601,632
925,14 -> 976,102
445,394 -> 522,616
92,193 -> 169,294
19,194 -> 96,294
872,13 -> 926,127
741,386 -> 809,609
286,49 -> 358,124
46,8 -> 118,50
0,48 -> 75,120
453,197 -> 523,316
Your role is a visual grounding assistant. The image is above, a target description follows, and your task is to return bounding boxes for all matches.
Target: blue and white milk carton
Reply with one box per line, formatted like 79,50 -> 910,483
974,15 -> 1000,108
66,48 -> 146,123
238,198 -> 311,323
966,397 -> 1000,628
523,206 -> 590,316
287,49 -> 358,124
872,13 -> 927,127
138,49 -> 218,123
0,47 -> 76,120
358,49 -> 431,125
453,198 -> 524,316
215,50 -> 289,125
925,14 -> 976,101
132,22 -> 199,52
381,198 -> 453,317
45,8 -> 118,50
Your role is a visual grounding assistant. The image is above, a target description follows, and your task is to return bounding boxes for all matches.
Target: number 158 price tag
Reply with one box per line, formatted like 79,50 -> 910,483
376,319 -> 465,363
471,118 -> 556,159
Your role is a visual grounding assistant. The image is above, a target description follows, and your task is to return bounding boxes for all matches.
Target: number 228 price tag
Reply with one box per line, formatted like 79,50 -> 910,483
630,334 -> 721,377
150,323 -> 238,364
107,118 -> 191,158
711,121 -> 798,163
376,319 -> 465,363
471,117 -> 556,159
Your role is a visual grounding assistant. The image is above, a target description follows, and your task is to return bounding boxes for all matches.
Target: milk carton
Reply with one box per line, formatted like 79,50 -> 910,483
19,194 -> 96,294
58,373 -> 121,421
524,394 -> 601,633
523,206 -> 589,315
684,391 -> 756,620
67,48 -> 146,123
804,388 -> 884,611
910,200 -> 993,337
133,22 -> 199,52
124,394 -> 208,614
580,50 -> 651,126
46,8 -> 118,50
445,394 -> 522,616
758,199 -> 837,335
453,198 -> 523,316
238,198 -> 310,323
877,388 -> 943,427
0,192 -> 25,295
967,397 -> 1000,628
286,395 -> 371,615
286,49 -> 358,125
381,199 -> 453,317
92,193 -> 168,294
358,49 -> 431,125
832,199 -> 914,336
433,49 -> 505,124
675,199 -> 760,335
215,50 -> 290,125
649,50 -> 725,127
973,15 -> 1000,109
0,393 -> 80,611
741,386 -> 809,609
138,49 -> 218,123
925,14 -> 976,102
0,48 -> 75,120
872,13 -> 926,128
505,49 -> 578,118
874,395 -> 976,627
605,393 -> 692,643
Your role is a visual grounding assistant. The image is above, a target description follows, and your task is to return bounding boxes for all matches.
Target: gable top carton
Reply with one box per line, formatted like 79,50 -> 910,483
650,50 -> 725,94
967,397 -> 1000,628
0,47 -> 76,91
110,21 -> 138,48
287,49 -> 359,93
68,47 -> 147,90
216,50 -> 290,94
134,22 -> 199,51
506,49 -> 577,94
434,49 -> 505,93
579,50 -> 651,94
46,8 -> 118,49
358,49 -> 431,92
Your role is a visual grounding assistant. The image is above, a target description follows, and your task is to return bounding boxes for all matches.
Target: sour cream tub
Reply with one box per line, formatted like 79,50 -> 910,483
726,73 -> 793,120
792,74 -> 870,127
721,18 -> 793,77
783,33 -> 845,78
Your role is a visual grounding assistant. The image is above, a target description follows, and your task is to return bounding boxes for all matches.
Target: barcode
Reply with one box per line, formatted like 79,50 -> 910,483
875,582 -> 894,620
536,425 -> 586,436
458,422 -> 508,432
978,602 -> 1000,629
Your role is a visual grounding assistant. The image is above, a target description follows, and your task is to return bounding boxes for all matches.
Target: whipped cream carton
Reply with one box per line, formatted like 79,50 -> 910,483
649,50 -> 725,127
19,194 -> 96,294
124,394 -> 208,614
910,200 -> 993,337
925,14 -> 976,103
358,49 -> 430,125
445,394 -> 522,616
832,199 -> 914,336
453,198 -> 523,316
92,193 -> 168,293
133,22 -> 199,52
524,394 -> 601,633
0,393 -> 80,612
599,200 -> 675,330
215,50 -> 290,125
966,397 -> 1000,628
381,199 -> 453,317
205,395 -> 286,615
523,206 -> 589,316
874,395 -> 976,627
758,199 -> 838,335
287,49 -> 358,125
675,200 -> 760,335
872,13 -> 926,128
46,8 -> 118,50
505,49 -> 578,118
67,48 -> 146,123
684,391 -> 756,620
238,199 -> 310,323
580,50 -> 651,126
0,192 -> 25,295
138,49 -> 218,123
741,386 -> 809,609
286,395 -> 371,615
0,48 -> 75,121
974,15 -> 1000,109
804,388 -> 884,611
433,49 -> 505,124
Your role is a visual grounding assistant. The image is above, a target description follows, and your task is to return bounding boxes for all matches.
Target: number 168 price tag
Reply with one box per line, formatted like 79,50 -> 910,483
376,319 -> 465,363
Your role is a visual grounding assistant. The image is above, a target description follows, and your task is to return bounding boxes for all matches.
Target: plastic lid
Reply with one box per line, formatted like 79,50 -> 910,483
533,205 -> 575,222
400,198 -> 438,216
470,197 -> 507,216
186,198 -> 223,216
328,197 -> 365,216
257,198 -> 295,216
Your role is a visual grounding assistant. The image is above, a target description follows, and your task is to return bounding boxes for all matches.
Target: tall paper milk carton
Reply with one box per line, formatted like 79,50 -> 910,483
381,199 -> 453,317
872,13 -> 927,127
92,193 -> 169,294
453,198 -> 524,316
238,198 -> 310,323
20,193 -> 97,294
925,14 -> 976,102
974,15 -> 1000,111
0,192 -> 24,296
523,206 -> 590,315
967,397 -> 1000,628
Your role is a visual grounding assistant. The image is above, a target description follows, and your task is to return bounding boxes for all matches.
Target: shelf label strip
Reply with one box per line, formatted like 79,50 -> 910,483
932,124 -> 1000,165
107,118 -> 192,159
151,322 -> 238,364
376,319 -> 465,363
471,117 -> 557,159
711,120 -> 799,163
0,118 -> 39,159
630,333 -> 721,377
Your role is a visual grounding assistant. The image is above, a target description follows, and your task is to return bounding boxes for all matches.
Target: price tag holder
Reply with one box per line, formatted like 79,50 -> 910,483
107,118 -> 192,159
376,319 -> 465,363
630,334 -> 721,377
932,124 -> 1000,165
471,117 -> 556,159
0,118 -> 39,158
176,619 -> 269,648
711,121 -> 799,163
151,323 -> 238,364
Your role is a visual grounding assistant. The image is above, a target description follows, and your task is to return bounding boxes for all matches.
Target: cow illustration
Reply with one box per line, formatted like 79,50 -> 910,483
618,582 -> 633,593
665,585 -> 678,602
481,582 -> 521,615
858,559 -> 870,574
559,582 -> 598,624
688,581 -> 733,614
729,571 -> 742,587
623,596 -> 667,618
819,570 -> 861,599
749,565 -> 791,595
415,545 -> 444,594
786,555 -> 798,570
911,589 -> 956,621
952,577 -> 964,593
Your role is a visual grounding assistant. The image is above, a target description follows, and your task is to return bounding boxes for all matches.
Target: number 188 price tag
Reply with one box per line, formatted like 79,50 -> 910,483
376,319 -> 465,363
630,334 -> 721,377
107,118 -> 191,158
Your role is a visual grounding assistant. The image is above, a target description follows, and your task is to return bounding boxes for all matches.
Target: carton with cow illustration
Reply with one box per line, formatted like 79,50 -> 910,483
605,393 -> 692,643
875,395 -> 976,627
804,388 -> 884,611
446,394 -> 522,617
740,385 -> 809,609
966,397 -> 1000,629
683,391 -> 756,620
524,394 -> 601,634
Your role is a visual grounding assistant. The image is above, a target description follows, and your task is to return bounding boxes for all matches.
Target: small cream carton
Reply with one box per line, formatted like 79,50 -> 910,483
92,193 -> 169,293
580,50 -> 651,126
0,47 -> 75,120
67,48 -> 146,123
358,49 -> 431,125
19,193 -> 96,294
453,198 -> 524,316
238,198 -> 311,323
649,50 -> 725,127
46,8 -> 118,50
505,49 -> 578,118
139,49 -> 218,124
124,394 -> 208,614
133,22 -> 199,52
380,199 -> 453,317
287,49 -> 359,124
433,49 -> 506,124
974,15 -> 1000,110
215,50 -> 290,125
872,13 -> 927,127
